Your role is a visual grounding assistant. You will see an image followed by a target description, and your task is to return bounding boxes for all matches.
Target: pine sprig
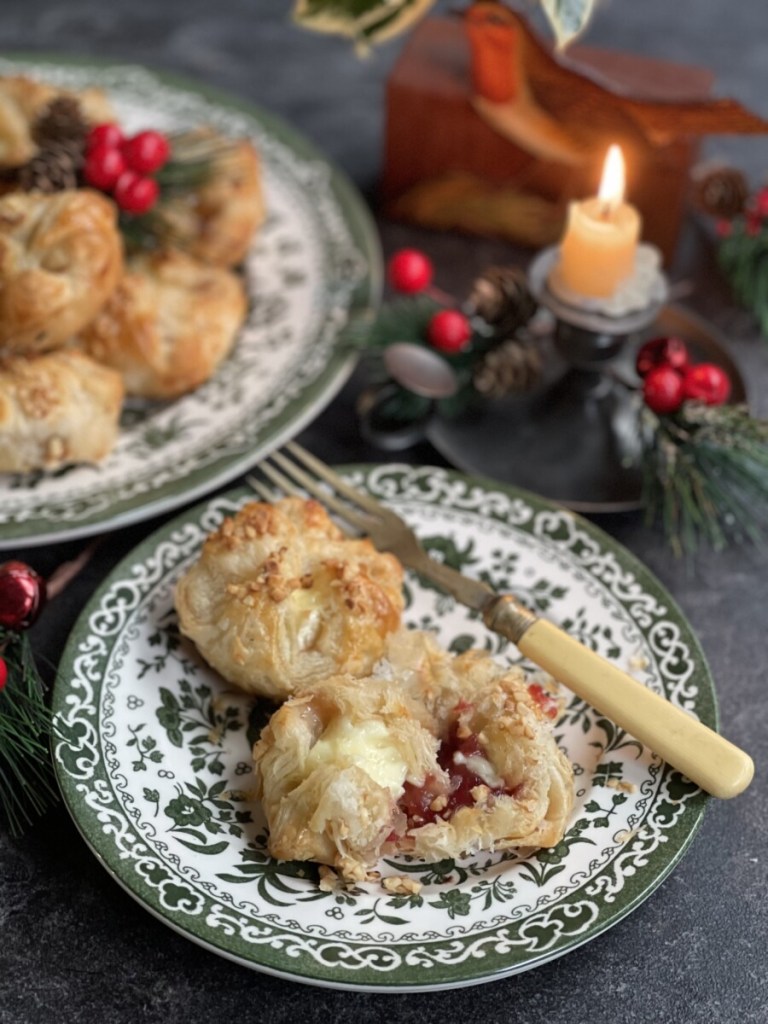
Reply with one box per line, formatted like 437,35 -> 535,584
0,629 -> 58,837
718,221 -> 768,336
641,402 -> 768,555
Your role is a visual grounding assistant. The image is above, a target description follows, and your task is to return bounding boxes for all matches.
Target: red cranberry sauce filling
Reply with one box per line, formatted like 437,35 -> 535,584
527,682 -> 560,720
398,717 -> 511,829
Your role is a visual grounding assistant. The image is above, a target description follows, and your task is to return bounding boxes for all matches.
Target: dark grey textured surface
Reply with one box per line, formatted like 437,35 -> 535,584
1,3 -> 767,1021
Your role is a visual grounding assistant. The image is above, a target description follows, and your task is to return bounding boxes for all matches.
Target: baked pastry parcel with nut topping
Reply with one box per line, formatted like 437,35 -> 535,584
0,348 -> 124,472
0,188 -> 123,355
253,635 -> 574,881
78,248 -> 247,399
158,133 -> 265,268
0,75 -> 114,168
174,497 -> 405,701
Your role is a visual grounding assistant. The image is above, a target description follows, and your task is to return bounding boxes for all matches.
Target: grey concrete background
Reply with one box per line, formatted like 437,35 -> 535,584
1,2 -> 767,1022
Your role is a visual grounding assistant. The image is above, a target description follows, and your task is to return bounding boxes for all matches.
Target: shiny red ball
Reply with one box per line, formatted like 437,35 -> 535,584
86,122 -> 124,152
122,130 -> 171,174
681,363 -> 732,405
83,144 -> 127,191
643,366 -> 684,415
387,248 -> 433,294
0,561 -> 46,630
427,309 -> 472,353
635,336 -> 690,378
0,656 -> 6,691
113,171 -> 160,215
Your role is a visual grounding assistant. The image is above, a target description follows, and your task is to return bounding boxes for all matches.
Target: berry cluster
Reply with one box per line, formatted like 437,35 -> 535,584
83,123 -> 170,215
387,248 -> 472,354
636,336 -> 731,415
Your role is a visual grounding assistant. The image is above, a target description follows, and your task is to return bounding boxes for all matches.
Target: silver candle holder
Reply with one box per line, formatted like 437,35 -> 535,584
427,246 -> 670,512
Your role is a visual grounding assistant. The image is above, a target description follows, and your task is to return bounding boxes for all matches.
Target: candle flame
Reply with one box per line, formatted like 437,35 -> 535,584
597,145 -> 625,214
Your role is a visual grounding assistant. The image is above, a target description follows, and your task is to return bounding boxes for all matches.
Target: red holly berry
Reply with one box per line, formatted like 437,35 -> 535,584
86,122 -> 124,152
0,655 -> 6,692
0,561 -> 47,630
83,144 -> 127,191
387,248 -> 434,294
121,130 -> 171,174
427,309 -> 472,353
113,171 -> 160,215
635,336 -> 690,378
681,363 -> 732,406
752,186 -> 768,219
643,366 -> 684,415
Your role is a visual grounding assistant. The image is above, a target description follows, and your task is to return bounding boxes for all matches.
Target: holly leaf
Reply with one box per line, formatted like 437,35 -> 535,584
293,0 -> 436,49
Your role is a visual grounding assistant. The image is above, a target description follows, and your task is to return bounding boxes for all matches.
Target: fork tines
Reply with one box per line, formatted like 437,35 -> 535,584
249,442 -> 381,536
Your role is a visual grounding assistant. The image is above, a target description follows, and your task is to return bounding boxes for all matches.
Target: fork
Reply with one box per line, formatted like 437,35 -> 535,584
248,442 -> 754,800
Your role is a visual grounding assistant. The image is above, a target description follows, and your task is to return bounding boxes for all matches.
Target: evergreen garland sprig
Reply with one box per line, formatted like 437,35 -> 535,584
718,220 -> 768,337
0,629 -> 58,837
641,402 -> 768,556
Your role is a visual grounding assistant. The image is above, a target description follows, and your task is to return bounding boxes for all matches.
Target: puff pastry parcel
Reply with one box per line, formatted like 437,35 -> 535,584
253,639 -> 574,881
79,248 -> 247,399
159,133 -> 265,267
0,75 -> 114,168
0,189 -> 123,355
174,498 -> 405,700
0,348 -> 124,472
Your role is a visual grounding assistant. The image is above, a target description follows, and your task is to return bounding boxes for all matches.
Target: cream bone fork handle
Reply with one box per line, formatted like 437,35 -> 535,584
251,442 -> 754,800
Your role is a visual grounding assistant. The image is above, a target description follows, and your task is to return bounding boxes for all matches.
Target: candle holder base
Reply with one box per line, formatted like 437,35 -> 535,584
426,345 -> 646,513
425,264 -> 746,512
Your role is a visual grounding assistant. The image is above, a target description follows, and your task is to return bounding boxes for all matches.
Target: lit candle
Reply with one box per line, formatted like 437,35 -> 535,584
552,145 -> 641,300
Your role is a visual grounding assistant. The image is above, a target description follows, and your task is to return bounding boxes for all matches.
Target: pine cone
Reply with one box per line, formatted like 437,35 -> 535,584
32,97 -> 88,153
17,143 -> 79,193
466,266 -> 537,339
691,163 -> 749,219
473,337 -> 542,398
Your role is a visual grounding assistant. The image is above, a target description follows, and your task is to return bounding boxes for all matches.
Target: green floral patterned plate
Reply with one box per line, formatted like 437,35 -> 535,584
52,466 -> 714,991
0,57 -> 379,548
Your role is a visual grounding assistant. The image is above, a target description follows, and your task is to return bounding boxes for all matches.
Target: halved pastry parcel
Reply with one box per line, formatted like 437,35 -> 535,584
252,645 -> 574,881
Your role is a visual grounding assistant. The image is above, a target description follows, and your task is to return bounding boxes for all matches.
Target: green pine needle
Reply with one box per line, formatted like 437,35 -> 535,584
641,402 -> 768,556
718,222 -> 768,337
0,629 -> 58,837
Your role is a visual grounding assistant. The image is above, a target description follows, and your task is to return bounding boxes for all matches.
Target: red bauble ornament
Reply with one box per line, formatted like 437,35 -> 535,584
0,655 -> 6,691
427,309 -> 472,353
113,171 -> 160,215
681,363 -> 732,406
83,144 -> 127,191
0,561 -> 47,630
643,366 -> 684,415
387,248 -> 433,294
121,130 -> 171,174
635,336 -> 690,378
86,122 -> 124,152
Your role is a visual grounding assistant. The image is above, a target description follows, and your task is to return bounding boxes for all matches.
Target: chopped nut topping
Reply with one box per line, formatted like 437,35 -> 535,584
606,778 -> 636,793
318,865 -> 339,892
382,875 -> 422,896
471,784 -> 491,805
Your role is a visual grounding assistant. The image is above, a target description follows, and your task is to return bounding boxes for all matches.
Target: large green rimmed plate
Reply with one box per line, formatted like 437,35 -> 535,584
52,466 -> 713,992
0,57 -> 379,548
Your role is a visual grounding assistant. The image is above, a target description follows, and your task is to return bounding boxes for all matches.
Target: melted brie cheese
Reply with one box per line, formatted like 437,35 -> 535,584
305,717 -> 408,796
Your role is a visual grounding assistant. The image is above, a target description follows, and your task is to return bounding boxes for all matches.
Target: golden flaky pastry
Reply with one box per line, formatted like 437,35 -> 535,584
158,133 -> 265,267
0,189 -> 123,355
174,498 -> 405,700
252,632 -> 574,881
78,248 -> 247,399
0,349 -> 124,472
253,677 -> 438,880
0,75 -> 114,168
